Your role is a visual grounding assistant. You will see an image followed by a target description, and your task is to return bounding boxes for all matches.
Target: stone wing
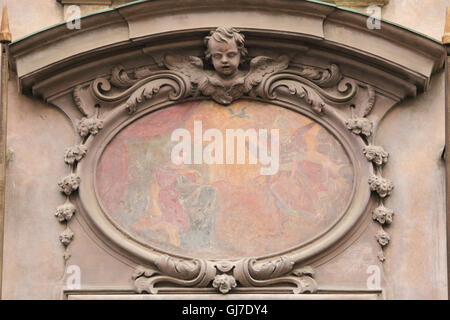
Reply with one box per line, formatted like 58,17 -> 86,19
244,55 -> 290,93
164,54 -> 211,96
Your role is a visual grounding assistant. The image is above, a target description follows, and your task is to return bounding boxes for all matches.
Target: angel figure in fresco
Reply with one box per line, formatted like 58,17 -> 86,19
164,27 -> 290,105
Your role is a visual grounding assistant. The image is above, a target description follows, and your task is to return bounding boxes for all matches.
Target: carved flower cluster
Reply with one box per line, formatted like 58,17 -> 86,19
368,175 -> 394,198
77,117 -> 103,137
377,251 -> 386,262
363,145 -> 388,166
55,202 -> 77,222
345,118 -> 373,137
375,229 -> 391,247
212,274 -> 237,294
372,205 -> 394,225
64,144 -> 88,165
58,174 -> 81,196
59,227 -> 74,246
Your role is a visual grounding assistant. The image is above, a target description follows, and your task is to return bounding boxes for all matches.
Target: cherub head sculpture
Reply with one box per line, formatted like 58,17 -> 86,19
204,27 -> 248,78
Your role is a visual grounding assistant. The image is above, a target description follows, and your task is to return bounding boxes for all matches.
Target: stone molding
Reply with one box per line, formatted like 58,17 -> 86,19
44,25 -> 406,294
12,0 -> 444,101
56,0 -> 389,7
57,0 -> 131,5
323,0 -> 389,6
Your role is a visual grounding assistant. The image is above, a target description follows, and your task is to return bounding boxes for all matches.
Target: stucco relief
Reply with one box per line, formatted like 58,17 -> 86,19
50,26 -> 394,294
132,255 -> 318,295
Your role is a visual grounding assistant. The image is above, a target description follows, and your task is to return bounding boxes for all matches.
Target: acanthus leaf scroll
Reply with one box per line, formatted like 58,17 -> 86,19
89,27 -> 359,117
132,257 -> 317,295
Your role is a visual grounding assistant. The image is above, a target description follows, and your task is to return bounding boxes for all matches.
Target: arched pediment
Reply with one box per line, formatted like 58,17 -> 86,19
10,0 -> 443,100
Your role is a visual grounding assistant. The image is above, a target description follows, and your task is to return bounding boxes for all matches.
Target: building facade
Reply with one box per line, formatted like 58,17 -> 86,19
0,0 -> 449,300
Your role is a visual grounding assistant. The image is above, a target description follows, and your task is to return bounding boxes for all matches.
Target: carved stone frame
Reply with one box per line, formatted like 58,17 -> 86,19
9,0 -> 445,298
34,34 -> 435,295
59,41 -> 388,294
76,97 -> 372,294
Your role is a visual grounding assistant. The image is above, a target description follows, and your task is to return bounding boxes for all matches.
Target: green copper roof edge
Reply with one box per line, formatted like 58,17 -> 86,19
10,0 -> 442,45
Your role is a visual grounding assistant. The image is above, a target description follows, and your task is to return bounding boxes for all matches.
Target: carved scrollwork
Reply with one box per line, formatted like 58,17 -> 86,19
154,255 -> 202,280
247,256 -> 295,280
122,74 -> 188,114
263,77 -> 327,114
238,257 -> 318,294
133,256 -> 209,294
85,28 -> 360,116
132,256 -> 317,295
92,72 -> 189,114
295,64 -> 342,88
262,69 -> 357,105
56,26 -> 398,288
292,266 -> 317,293
132,266 -> 159,294
96,57 -> 360,116
110,65 -> 139,88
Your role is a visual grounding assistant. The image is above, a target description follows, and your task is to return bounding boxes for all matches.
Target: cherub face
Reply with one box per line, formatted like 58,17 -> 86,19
208,38 -> 241,77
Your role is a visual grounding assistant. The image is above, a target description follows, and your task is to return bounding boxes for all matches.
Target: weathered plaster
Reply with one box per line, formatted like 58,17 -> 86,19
377,71 -> 448,299
0,0 -> 448,299
382,0 -> 450,41
2,72 -> 72,299
0,0 -> 62,41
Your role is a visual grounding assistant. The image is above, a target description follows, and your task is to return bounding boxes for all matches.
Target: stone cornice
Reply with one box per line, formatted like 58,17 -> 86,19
322,0 -> 389,6
56,0 -> 389,6
57,0 -> 132,4
10,0 -> 444,101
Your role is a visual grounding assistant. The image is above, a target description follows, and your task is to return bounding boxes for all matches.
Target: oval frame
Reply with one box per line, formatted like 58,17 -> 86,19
76,95 -> 373,267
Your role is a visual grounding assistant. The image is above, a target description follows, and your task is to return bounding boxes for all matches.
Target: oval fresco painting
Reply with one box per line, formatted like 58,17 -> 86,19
96,100 -> 354,259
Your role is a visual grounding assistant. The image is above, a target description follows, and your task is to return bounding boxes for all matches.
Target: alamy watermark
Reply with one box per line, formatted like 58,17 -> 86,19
366,265 -> 381,290
171,121 -> 280,175
66,265 -> 81,290
366,5 -> 382,30
66,5 -> 81,30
